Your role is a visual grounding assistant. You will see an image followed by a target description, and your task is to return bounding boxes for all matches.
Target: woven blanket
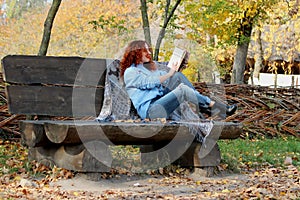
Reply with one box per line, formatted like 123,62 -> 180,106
95,59 -> 214,143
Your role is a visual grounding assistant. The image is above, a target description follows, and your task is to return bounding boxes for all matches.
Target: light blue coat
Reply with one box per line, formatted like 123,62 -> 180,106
124,63 -> 168,119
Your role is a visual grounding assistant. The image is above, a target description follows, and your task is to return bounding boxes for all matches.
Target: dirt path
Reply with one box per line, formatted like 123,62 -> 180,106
1,166 -> 299,199
49,166 -> 299,199
51,172 -> 246,198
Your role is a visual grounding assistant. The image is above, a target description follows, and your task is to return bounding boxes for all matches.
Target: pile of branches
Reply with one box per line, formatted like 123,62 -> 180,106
0,73 -> 25,140
0,72 -> 299,140
194,82 -> 299,138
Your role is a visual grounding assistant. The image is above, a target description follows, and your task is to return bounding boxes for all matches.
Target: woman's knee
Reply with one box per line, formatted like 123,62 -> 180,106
147,104 -> 168,119
174,72 -> 194,88
173,83 -> 199,106
177,83 -> 193,91
172,72 -> 182,80
173,83 -> 190,99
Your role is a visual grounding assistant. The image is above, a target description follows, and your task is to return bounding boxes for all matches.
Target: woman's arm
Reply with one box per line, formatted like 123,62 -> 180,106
124,68 -> 161,89
159,68 -> 176,83
124,67 -> 175,90
159,61 -> 178,82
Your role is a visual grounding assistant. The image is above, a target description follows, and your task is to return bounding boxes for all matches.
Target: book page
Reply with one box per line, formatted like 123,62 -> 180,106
167,47 -> 187,71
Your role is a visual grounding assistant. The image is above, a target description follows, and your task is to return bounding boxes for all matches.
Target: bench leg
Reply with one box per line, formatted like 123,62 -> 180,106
175,142 -> 221,167
140,144 -> 172,170
140,142 -> 221,172
28,140 -> 112,172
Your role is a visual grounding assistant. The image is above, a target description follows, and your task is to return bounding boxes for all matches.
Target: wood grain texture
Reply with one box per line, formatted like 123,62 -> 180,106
28,140 -> 111,172
6,85 -> 104,117
3,54 -> 244,174
21,120 -> 242,147
2,55 -> 106,86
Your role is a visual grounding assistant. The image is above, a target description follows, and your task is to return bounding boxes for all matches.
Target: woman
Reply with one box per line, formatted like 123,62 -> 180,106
120,40 -> 237,120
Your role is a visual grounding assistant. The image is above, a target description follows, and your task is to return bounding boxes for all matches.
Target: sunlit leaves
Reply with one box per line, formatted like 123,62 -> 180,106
0,0 -> 143,59
89,15 -> 128,35
4,0 -> 49,19
184,0 -> 281,46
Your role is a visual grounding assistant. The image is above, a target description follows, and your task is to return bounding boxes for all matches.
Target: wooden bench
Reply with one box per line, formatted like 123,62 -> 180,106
2,55 -> 242,176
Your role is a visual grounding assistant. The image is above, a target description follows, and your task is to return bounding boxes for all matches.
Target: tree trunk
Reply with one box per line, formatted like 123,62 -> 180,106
154,28 -> 166,61
231,9 -> 254,84
253,29 -> 263,85
35,0 -> 61,120
140,0 -> 152,48
231,41 -> 250,84
38,0 -> 62,56
154,0 -> 181,60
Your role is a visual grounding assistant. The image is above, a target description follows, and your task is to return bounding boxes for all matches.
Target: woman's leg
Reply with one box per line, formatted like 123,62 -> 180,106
147,83 -> 205,119
164,72 -> 195,90
147,92 -> 179,119
164,73 -> 237,118
165,72 -> 211,109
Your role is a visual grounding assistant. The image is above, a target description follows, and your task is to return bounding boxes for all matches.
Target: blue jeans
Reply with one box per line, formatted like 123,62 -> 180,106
147,72 -> 211,119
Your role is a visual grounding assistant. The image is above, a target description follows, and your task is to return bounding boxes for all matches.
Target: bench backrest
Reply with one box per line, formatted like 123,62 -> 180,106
2,55 -> 107,117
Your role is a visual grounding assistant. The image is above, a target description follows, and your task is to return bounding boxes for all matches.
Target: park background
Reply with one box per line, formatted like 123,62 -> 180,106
1,0 -> 300,83
0,0 -> 299,199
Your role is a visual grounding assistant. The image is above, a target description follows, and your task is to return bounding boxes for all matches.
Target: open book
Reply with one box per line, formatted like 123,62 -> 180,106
167,47 -> 187,71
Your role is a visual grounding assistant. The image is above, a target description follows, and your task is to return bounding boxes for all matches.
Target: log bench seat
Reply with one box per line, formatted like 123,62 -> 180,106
2,55 -> 242,176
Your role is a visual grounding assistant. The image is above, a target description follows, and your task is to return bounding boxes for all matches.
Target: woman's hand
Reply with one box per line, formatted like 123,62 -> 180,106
159,62 -> 178,83
168,67 -> 176,77
169,61 -> 179,73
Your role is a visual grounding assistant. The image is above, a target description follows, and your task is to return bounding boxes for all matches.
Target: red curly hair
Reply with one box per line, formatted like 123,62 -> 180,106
120,40 -> 156,77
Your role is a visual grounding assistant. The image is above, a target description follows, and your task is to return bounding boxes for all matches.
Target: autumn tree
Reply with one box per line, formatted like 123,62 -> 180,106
38,0 -> 61,56
4,0 -> 48,19
249,0 -> 300,83
0,0 -> 142,59
92,0 -> 182,61
185,0 -> 282,84
140,0 -> 152,47
151,0 -> 182,60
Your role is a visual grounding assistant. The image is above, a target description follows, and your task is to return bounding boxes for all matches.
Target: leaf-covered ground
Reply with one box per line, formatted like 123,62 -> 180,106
1,74 -> 299,199
0,165 -> 299,199
0,141 -> 299,199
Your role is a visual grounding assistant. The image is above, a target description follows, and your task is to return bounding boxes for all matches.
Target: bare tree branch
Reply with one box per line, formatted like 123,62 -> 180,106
140,0 -> 152,48
154,0 -> 181,60
38,0 -> 62,56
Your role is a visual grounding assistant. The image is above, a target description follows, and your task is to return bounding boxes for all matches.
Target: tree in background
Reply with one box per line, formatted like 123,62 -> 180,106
0,0 -> 142,58
3,0 -> 48,19
140,0 -> 152,48
152,0 -> 181,60
0,1 -> 47,57
289,0 -> 299,16
82,0 -> 142,57
92,0 -> 182,61
1,0 -> 299,82
184,0 -> 282,84
249,0 -> 300,83
38,0 -> 61,56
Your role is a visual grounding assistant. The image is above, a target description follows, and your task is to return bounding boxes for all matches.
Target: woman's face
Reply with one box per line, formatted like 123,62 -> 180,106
141,43 -> 152,63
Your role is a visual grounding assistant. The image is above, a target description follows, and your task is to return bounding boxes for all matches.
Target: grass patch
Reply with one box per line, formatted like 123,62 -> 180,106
0,140 -> 74,180
218,136 -> 300,171
0,141 -> 30,175
1,137 -> 299,177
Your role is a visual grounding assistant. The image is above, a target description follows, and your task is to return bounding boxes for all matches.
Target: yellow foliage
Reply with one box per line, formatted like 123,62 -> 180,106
0,0 -> 143,59
1,0 -> 300,78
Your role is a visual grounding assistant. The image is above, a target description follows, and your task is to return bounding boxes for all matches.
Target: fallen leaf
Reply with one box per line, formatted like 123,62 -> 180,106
284,157 -> 293,165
